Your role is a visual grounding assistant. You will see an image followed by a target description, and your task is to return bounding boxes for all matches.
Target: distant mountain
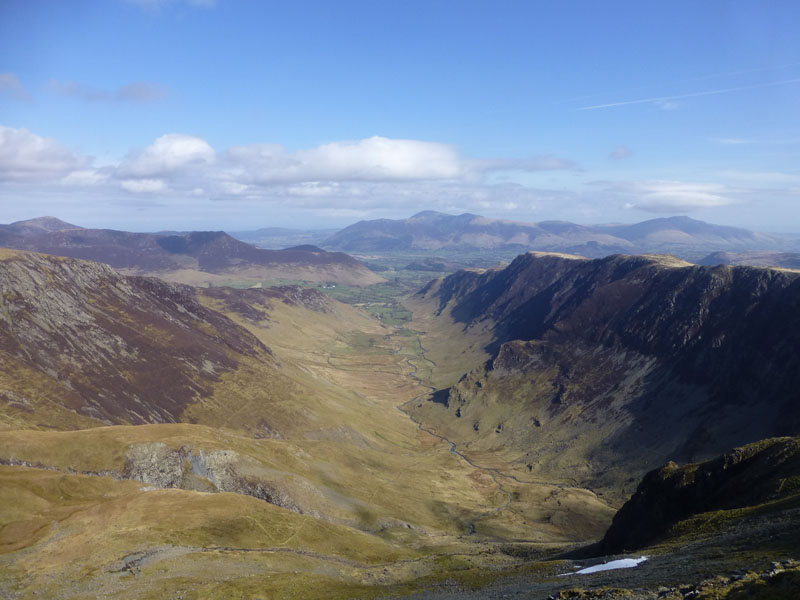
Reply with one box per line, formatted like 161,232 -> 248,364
699,250 -> 800,270
0,216 -> 82,235
409,252 -> 800,499
0,217 -> 383,285
322,211 -> 787,260
230,226 -> 338,249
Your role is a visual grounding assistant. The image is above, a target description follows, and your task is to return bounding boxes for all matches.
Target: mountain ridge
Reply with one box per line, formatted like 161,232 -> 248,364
322,212 -> 793,259
407,252 -> 800,499
0,217 -> 382,285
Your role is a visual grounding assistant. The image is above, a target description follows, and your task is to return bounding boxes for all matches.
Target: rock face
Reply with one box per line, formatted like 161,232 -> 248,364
0,217 -> 383,285
412,252 -> 800,496
0,250 -> 273,426
601,436 -> 800,553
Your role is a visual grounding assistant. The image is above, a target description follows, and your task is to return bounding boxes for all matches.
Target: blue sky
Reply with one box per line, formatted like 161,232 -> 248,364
1,0 -> 799,231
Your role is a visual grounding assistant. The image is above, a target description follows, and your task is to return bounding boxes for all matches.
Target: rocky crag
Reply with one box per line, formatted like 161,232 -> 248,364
410,252 -> 800,498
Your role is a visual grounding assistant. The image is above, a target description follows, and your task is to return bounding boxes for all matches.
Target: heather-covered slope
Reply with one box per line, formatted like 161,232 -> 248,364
407,252 -> 800,499
0,249 -> 284,428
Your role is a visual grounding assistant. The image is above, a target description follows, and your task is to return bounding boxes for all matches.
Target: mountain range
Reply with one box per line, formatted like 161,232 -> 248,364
320,211 -> 797,261
0,216 -> 382,286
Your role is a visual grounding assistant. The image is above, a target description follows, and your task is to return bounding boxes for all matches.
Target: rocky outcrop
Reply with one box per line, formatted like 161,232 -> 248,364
600,436 -> 800,553
122,443 -> 301,512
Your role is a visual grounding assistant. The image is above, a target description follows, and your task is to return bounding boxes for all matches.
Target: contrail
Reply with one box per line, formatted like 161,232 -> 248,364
578,77 -> 800,111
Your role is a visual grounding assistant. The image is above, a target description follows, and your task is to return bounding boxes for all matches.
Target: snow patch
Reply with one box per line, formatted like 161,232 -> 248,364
560,556 -> 648,576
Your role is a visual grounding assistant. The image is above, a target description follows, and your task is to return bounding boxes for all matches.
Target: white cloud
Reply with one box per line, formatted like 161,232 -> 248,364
119,134 -> 215,178
601,180 -> 735,212
0,73 -> 32,102
50,80 -> 167,103
227,136 -> 467,183
0,126 -> 88,181
120,178 -> 167,193
0,127 -> 579,223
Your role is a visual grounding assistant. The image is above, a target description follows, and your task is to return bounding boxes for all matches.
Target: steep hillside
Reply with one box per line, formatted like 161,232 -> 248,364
323,212 -> 783,259
0,217 -> 382,286
0,249 -> 281,429
601,435 -> 800,553
407,252 -> 800,499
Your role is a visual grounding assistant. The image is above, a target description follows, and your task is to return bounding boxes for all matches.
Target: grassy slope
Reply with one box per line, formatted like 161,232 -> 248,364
0,283 -> 615,598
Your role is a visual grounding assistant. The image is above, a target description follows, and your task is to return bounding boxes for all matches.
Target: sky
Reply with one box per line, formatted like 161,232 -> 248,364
1,0 -> 799,232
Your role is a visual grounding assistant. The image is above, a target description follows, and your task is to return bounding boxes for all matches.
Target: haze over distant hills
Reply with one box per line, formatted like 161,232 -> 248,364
0,217 -> 382,286
230,226 -> 338,249
320,211 -> 799,260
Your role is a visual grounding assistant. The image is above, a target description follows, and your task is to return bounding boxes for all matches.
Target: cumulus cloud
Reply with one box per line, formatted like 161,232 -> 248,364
599,180 -> 735,212
226,136 -> 467,183
119,134 -> 215,178
609,145 -> 633,160
0,127 -> 578,222
50,80 -> 167,103
0,126 -> 88,181
0,73 -> 32,102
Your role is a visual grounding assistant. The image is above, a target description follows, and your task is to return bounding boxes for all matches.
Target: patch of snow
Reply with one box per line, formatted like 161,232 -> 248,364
560,556 -> 648,576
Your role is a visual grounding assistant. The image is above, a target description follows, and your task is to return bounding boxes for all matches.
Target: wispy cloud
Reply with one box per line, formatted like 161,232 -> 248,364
50,80 -> 167,104
578,77 -> 800,111
609,145 -> 633,160
595,180 -> 736,212
0,73 -> 32,102
712,136 -> 800,146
